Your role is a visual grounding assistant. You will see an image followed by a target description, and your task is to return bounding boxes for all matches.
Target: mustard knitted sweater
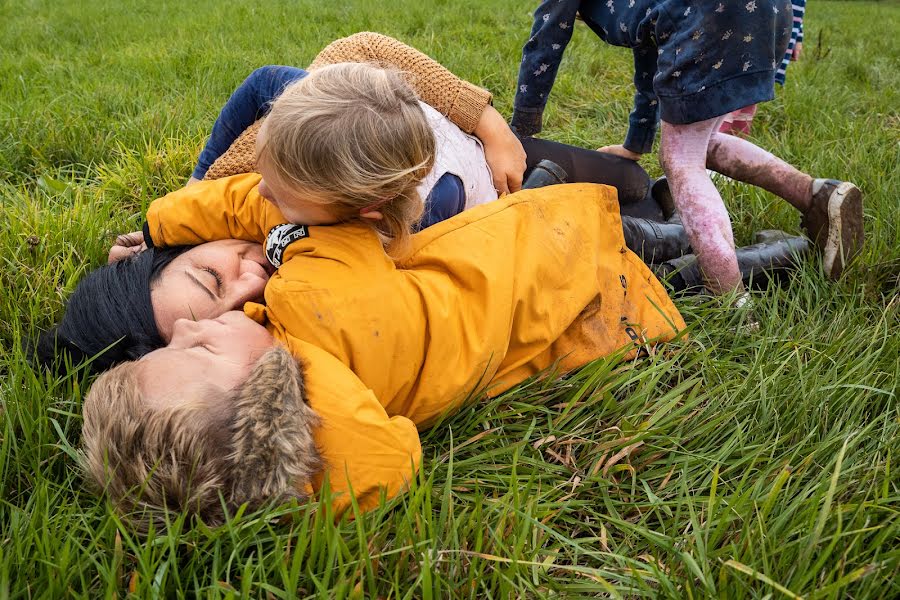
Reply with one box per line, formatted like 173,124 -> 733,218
205,32 -> 493,180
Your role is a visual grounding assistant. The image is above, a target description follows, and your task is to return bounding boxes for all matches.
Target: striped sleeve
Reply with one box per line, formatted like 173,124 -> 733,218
775,1 -> 806,85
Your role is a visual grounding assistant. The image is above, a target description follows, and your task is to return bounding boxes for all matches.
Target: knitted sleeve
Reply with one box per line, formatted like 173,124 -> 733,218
309,31 -> 492,133
203,120 -> 263,181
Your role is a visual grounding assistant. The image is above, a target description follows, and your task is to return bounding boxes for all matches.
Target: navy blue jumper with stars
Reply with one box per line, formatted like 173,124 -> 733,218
512,0 -> 793,154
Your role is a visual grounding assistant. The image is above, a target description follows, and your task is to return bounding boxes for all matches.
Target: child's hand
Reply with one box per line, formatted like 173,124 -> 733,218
475,105 -> 527,195
792,42 -> 803,61
597,144 -> 642,161
108,231 -> 147,263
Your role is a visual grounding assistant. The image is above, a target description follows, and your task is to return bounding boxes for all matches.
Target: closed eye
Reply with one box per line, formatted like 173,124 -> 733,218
185,270 -> 216,301
201,266 -> 224,296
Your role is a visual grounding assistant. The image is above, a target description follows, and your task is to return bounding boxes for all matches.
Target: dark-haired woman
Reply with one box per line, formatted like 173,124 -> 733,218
37,240 -> 273,371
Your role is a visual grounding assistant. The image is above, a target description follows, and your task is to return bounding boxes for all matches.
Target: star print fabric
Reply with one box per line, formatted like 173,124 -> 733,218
512,0 -> 793,154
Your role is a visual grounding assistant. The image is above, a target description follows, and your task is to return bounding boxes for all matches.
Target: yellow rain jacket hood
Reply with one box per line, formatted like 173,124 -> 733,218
145,173 -> 686,513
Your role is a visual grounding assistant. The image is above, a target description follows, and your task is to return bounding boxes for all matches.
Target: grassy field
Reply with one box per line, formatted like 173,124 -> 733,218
1,0 -> 898,597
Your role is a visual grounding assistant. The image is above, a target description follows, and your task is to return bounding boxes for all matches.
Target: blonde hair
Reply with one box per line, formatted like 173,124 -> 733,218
258,62 -> 435,254
81,348 -> 322,531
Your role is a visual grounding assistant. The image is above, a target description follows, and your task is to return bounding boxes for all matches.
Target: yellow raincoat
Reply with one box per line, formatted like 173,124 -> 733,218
145,173 -> 685,513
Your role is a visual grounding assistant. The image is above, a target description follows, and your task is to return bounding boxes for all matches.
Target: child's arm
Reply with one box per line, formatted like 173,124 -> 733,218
284,338 -> 422,516
597,48 -> 660,160
794,1 -> 806,57
309,32 -> 492,134
143,173 -> 284,248
623,48 -> 660,155
510,0 -> 581,137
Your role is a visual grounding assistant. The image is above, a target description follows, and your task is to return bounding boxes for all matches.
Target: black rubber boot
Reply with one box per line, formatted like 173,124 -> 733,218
650,176 -> 678,222
654,233 -> 811,294
622,216 -> 693,264
522,159 -> 568,189
621,176 -> 665,221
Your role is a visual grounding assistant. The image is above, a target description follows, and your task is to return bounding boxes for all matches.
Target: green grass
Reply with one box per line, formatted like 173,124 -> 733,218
1,0 -> 898,597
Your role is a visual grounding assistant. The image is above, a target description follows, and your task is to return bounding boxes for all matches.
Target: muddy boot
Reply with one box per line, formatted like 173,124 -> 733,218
652,254 -> 706,294
522,159 -> 567,189
754,229 -> 801,244
800,179 -> 864,280
654,233 -> 810,294
622,216 -> 693,264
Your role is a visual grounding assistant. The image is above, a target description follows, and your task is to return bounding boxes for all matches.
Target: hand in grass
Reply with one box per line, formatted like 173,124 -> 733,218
108,231 -> 147,263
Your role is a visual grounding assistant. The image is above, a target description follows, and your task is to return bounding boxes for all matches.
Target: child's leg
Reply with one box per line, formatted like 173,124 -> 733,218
706,131 -> 812,212
708,130 -> 863,279
519,136 -> 651,207
660,118 -> 743,295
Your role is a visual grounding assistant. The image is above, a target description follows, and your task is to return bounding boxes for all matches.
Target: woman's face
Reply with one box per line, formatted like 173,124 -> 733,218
150,240 -> 275,342
138,311 -> 276,411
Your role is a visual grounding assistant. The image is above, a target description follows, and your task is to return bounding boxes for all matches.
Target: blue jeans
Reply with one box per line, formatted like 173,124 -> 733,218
193,65 -> 465,231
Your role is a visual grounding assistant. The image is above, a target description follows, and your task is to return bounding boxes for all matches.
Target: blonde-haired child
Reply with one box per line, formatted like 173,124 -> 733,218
254,62 -> 438,253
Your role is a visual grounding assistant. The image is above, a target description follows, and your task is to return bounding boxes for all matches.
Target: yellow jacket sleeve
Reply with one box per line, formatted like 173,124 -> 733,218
145,173 -> 285,247
279,335 -> 422,516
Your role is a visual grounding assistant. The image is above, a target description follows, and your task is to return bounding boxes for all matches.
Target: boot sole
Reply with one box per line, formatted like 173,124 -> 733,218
822,182 -> 864,279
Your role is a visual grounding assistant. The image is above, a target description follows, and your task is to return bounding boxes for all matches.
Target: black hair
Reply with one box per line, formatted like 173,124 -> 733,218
33,246 -> 191,376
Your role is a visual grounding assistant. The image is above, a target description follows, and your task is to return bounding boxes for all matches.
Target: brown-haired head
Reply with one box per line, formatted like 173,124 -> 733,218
257,62 -> 435,255
81,347 -> 322,532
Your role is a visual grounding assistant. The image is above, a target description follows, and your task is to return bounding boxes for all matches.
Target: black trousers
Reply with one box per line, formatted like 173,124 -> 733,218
520,136 -> 663,220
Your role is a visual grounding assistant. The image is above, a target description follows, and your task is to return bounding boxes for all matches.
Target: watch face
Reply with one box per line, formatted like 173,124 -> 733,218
265,223 -> 309,268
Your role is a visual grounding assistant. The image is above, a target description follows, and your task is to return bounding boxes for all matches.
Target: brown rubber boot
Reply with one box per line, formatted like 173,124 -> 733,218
800,179 -> 864,279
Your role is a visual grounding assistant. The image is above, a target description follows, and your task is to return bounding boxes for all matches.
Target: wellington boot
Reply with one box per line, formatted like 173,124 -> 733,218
622,216 -> 693,264
801,179 -> 863,280
654,233 -> 811,294
522,159 -> 568,189
650,176 -> 677,221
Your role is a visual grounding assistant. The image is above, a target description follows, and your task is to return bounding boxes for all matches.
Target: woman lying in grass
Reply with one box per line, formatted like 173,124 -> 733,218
82,182 -> 686,528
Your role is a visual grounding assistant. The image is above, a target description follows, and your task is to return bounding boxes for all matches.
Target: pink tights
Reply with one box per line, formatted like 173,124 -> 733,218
659,117 -> 813,294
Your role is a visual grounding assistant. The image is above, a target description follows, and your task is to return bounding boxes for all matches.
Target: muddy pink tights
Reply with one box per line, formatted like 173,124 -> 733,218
659,117 -> 813,294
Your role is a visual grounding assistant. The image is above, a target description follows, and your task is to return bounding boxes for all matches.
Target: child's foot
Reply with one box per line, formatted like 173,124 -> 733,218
801,180 -> 864,279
